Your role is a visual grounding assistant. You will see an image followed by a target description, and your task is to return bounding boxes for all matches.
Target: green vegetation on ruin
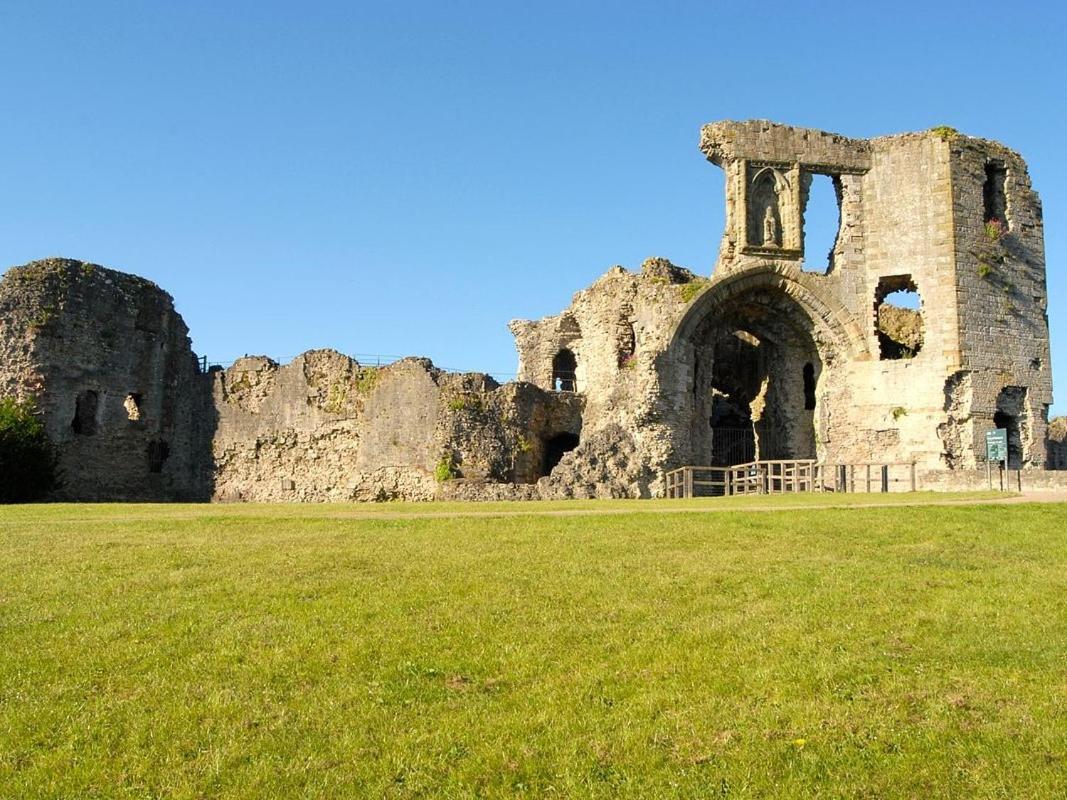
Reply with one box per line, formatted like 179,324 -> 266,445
354,366 -> 380,396
447,393 -> 486,413
434,454 -> 458,482
678,276 -> 710,304
930,125 -> 960,141
1,496 -> 1065,798
0,398 -> 60,502
323,381 -> 349,414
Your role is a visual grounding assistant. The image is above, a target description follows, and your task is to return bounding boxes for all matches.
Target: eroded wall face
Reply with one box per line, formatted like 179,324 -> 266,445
511,259 -> 706,497
0,260 -> 211,500
818,135 -> 961,468
211,351 -> 583,502
0,122 -> 1057,503
691,125 -> 968,470
948,138 -> 1052,468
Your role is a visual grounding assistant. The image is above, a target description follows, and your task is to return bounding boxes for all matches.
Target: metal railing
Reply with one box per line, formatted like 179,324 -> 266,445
665,460 -> 917,499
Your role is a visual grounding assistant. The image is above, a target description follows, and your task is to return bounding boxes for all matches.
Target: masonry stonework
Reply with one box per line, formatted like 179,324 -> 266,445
0,121 -> 1060,501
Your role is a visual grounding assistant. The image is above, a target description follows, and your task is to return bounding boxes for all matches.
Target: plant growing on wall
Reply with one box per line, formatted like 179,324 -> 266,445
0,398 -> 60,503
929,125 -> 959,141
678,278 -> 710,304
984,218 -> 1006,243
434,454 -> 458,482
355,367 -> 380,396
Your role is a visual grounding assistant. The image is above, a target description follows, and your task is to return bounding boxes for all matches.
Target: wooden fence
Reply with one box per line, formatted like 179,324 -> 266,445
664,460 -> 917,499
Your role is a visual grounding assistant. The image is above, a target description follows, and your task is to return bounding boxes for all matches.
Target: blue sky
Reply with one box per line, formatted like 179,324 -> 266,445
1,1 -> 1063,413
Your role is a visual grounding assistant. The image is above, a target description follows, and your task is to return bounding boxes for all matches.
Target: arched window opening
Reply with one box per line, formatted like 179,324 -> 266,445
803,363 -> 817,410
542,432 -> 579,476
875,276 -> 924,360
552,349 -> 577,392
71,390 -> 99,436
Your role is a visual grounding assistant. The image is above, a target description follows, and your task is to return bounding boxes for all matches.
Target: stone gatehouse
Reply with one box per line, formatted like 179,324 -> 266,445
0,121 -> 1059,501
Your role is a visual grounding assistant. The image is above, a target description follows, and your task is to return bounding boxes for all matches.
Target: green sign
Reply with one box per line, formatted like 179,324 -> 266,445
986,428 -> 1008,463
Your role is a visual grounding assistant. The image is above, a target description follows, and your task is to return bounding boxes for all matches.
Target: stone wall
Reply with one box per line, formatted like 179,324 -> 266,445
0,120 -> 1059,503
917,467 -> 1067,493
211,351 -> 583,502
1050,417 -> 1067,469
948,132 -> 1053,468
510,121 -> 1055,492
0,259 -> 211,501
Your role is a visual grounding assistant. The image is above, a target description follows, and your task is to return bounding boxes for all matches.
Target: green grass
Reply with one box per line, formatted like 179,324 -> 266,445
1,498 -> 1065,798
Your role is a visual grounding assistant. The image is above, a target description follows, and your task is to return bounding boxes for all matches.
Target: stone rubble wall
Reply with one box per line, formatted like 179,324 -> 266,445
0,121 -> 1059,503
0,259 -> 212,501
210,350 -> 584,502
512,258 -> 700,497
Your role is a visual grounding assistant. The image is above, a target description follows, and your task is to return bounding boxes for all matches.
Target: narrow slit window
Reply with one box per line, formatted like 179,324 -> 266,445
983,162 -> 1008,227
803,363 -> 817,410
124,393 -> 142,421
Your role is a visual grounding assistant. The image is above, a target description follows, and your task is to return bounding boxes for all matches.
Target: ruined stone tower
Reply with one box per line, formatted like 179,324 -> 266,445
512,121 -> 1054,490
0,121 -> 1059,501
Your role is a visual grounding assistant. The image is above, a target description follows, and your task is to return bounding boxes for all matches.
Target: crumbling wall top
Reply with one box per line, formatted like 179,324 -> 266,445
700,120 -> 871,172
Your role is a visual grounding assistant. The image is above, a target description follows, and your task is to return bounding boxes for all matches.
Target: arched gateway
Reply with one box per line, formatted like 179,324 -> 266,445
667,264 -> 866,468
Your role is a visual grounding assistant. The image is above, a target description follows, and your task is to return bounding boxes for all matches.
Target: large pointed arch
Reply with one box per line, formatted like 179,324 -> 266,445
671,263 -> 867,359
659,263 -> 868,469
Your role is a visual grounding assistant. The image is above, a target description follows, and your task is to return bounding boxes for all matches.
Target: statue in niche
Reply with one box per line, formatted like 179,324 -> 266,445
747,167 -> 785,248
762,204 -> 779,247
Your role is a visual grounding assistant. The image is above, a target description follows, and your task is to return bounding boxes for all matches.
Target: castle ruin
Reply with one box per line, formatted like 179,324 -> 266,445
1,121 -> 1063,501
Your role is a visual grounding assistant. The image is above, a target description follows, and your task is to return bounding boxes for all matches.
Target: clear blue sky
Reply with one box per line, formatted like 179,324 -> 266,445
1,1 -> 1063,414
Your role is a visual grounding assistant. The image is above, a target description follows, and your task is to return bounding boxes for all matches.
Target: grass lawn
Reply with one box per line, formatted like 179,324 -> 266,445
1,497 -> 1065,798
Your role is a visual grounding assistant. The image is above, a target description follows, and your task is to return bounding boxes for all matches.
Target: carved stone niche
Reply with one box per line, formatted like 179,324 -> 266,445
740,160 -> 802,259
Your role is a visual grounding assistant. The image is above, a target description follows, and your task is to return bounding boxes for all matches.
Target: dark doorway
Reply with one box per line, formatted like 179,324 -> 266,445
542,432 -> 579,475
993,412 -> 1022,469
71,390 -> 99,436
994,386 -> 1028,469
147,440 -> 170,473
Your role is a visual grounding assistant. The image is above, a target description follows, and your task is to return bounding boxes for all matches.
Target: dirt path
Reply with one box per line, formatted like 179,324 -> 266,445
316,492 -> 1067,521
5,492 -> 1063,527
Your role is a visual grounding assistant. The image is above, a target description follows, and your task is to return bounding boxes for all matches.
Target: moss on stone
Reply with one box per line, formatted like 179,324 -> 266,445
324,382 -> 348,414
678,278 -> 710,304
355,367 -> 380,396
930,125 -> 959,141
